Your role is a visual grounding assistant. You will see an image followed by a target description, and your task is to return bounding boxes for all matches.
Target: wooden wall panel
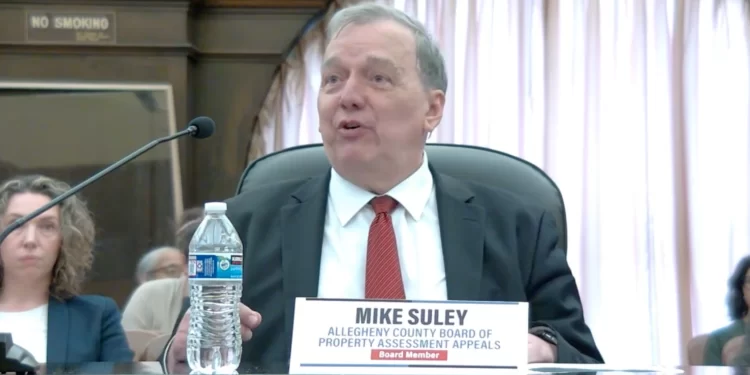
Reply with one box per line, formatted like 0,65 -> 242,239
0,0 -> 326,305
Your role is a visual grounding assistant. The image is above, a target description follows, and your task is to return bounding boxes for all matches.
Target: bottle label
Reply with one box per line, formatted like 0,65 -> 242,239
188,253 -> 243,280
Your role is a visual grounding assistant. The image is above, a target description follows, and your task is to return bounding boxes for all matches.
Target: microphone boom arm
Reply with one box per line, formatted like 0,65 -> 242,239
0,125 -> 197,247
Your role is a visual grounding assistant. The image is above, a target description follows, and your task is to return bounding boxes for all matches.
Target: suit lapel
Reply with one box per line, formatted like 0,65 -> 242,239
432,169 -> 486,301
46,298 -> 69,364
280,171 -> 330,356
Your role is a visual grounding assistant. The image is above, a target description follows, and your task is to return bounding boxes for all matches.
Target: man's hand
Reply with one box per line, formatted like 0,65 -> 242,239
168,303 -> 262,363
528,334 -> 557,363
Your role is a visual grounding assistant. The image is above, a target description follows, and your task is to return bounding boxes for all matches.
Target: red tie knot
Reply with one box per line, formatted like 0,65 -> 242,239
370,195 -> 398,214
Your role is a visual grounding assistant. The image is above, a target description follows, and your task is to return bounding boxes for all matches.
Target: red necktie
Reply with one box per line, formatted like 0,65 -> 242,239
365,195 -> 405,300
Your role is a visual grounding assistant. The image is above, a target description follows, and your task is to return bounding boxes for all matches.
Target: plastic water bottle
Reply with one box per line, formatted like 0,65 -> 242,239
187,202 -> 243,374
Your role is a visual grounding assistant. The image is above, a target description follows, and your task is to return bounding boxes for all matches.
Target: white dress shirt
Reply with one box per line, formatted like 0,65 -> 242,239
317,153 -> 447,300
0,304 -> 48,362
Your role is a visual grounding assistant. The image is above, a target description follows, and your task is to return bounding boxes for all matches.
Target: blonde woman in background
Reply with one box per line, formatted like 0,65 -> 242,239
0,175 -> 133,363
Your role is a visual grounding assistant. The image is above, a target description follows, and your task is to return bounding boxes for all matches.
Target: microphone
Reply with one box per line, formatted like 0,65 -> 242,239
0,333 -> 38,374
0,116 -> 216,247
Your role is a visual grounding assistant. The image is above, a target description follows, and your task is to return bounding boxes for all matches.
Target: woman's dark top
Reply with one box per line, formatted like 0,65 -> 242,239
704,320 -> 745,365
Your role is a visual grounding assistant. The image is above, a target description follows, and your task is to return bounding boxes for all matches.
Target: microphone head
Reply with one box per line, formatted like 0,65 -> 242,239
187,116 -> 215,139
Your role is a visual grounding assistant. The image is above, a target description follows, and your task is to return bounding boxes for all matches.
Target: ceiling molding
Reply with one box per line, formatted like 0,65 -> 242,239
194,0 -> 328,8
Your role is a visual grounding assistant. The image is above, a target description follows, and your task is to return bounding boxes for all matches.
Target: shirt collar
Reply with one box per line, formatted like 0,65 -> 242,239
328,152 -> 434,226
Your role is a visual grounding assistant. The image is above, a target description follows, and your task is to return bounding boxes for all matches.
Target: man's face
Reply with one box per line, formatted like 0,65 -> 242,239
318,20 -> 445,178
149,249 -> 186,281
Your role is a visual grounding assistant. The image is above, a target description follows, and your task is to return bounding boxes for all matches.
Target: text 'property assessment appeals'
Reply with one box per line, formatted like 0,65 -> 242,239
320,307 -> 500,355
289,298 -> 529,373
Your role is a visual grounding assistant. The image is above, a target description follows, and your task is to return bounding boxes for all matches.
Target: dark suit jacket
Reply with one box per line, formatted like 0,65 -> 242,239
46,295 -> 133,364
168,167 -> 603,369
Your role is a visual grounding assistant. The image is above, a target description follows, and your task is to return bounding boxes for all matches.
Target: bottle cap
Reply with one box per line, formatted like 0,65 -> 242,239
204,202 -> 227,214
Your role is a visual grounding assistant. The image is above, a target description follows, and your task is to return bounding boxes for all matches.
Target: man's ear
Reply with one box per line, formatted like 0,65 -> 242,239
424,89 -> 445,133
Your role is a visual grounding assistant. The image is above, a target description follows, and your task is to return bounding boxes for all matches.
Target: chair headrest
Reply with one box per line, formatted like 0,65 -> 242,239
237,143 -> 567,251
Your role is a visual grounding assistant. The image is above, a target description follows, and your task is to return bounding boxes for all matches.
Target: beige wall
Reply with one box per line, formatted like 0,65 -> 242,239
0,90 -> 171,169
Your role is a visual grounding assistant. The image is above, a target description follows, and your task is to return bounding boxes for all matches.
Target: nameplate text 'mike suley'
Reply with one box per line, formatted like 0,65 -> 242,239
289,298 -> 529,374
25,10 -> 116,44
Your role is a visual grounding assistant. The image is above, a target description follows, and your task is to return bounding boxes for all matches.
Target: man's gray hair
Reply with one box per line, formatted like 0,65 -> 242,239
135,246 -> 177,283
326,2 -> 448,93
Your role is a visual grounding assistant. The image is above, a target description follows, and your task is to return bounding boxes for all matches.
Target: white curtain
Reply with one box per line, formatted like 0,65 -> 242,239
254,0 -> 750,365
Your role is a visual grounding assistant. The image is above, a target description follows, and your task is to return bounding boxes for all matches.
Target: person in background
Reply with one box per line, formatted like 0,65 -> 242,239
121,215 -> 202,334
131,206 -> 204,286
704,255 -> 750,365
728,2 -> 750,370
0,174 -> 133,363
134,246 -> 186,285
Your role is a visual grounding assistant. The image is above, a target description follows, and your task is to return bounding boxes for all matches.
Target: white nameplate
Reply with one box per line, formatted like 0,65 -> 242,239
289,298 -> 529,374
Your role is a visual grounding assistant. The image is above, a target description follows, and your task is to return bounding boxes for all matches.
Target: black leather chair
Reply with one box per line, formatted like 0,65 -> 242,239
236,143 -> 569,251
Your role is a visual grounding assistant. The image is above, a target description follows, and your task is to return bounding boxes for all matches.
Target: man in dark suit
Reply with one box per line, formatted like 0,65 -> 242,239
165,2 -> 603,370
